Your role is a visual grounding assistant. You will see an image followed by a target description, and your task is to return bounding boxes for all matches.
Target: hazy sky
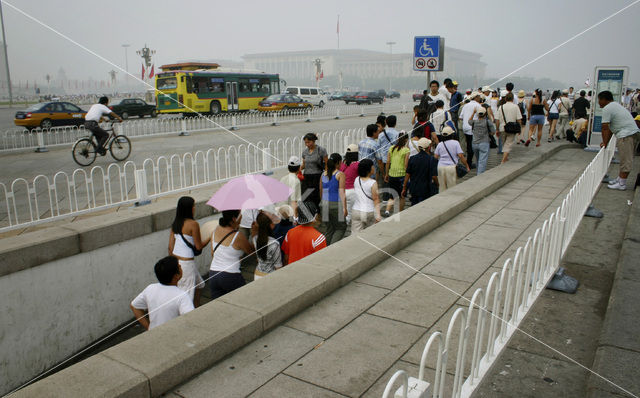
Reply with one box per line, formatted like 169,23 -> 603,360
2,0 -> 639,87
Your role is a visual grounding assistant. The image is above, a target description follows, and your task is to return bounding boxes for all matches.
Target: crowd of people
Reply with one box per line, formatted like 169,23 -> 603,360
129,78 -> 640,331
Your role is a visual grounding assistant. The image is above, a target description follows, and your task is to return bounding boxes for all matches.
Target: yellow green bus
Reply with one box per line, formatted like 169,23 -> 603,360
155,64 -> 280,115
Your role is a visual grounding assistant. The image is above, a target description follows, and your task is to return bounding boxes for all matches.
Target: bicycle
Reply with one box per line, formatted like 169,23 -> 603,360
72,121 -> 131,166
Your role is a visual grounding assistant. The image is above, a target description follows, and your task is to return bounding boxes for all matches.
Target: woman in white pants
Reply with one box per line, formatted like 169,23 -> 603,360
433,127 -> 470,192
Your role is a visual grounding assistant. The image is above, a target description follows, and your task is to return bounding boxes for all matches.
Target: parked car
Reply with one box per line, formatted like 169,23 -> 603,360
258,94 -> 312,112
284,86 -> 327,107
329,91 -> 349,101
387,90 -> 401,99
109,98 -> 156,119
343,93 -> 357,104
412,93 -> 424,102
354,91 -> 384,105
14,101 -> 86,130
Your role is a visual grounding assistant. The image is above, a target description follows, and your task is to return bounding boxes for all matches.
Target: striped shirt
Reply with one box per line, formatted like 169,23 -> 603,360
358,137 -> 382,169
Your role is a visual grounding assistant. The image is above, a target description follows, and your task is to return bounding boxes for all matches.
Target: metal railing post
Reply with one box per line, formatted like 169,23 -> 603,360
35,130 -> 48,153
179,119 -> 189,136
262,148 -> 273,176
230,115 -> 237,130
134,169 -> 151,206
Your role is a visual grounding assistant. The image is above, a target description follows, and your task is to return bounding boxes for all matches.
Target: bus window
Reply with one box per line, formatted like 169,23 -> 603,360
239,80 -> 250,92
185,76 -> 193,94
157,77 -> 177,90
193,76 -> 208,93
271,81 -> 280,94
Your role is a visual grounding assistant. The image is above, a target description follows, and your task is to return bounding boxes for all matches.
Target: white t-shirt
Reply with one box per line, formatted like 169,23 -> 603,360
434,140 -> 463,166
460,101 -> 482,134
353,177 -> 375,212
280,173 -> 301,203
409,138 -> 420,157
240,209 -> 258,229
547,99 -> 560,113
131,283 -> 194,330
85,104 -> 112,122
428,92 -> 447,105
430,109 -> 446,132
438,86 -> 451,109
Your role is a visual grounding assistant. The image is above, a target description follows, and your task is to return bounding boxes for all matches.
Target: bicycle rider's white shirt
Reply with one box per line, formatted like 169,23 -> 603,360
85,104 -> 112,122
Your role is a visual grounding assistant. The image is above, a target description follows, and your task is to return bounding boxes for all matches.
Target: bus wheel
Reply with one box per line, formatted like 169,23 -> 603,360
210,101 -> 221,115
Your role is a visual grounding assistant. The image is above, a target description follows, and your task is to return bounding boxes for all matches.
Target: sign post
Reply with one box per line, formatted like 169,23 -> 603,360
588,66 -> 629,147
413,36 -> 445,89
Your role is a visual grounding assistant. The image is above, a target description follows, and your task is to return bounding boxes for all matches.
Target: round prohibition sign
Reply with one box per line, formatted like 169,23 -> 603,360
426,58 -> 437,69
415,58 -> 426,69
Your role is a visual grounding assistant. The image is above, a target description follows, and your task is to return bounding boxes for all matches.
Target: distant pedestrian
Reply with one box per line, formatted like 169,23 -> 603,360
419,89 -> 430,111
459,92 -> 483,167
447,81 -> 464,132
497,92 -> 523,163
340,144 -> 359,224
557,90 -> 572,140
427,80 -> 446,103
505,82 -> 518,104
358,124 -> 383,173
251,212 -> 282,280
321,153 -> 347,245
469,107 -> 496,175
351,159 -> 382,232
526,89 -> 549,147
301,133 -> 328,206
384,131 -> 410,215
568,87 -> 575,104
209,210 -> 255,299
571,90 -> 590,120
516,90 -> 528,144
379,114 -> 400,158
403,137 -> 438,205
439,78 -> 453,110
599,91 -> 640,191
130,256 -> 194,330
546,90 -> 561,142
282,201 -> 326,264
168,196 -> 209,307
434,126 -> 470,191
281,156 -> 302,217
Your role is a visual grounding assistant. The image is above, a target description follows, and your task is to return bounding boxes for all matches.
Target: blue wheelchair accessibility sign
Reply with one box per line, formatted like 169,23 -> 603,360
414,36 -> 440,58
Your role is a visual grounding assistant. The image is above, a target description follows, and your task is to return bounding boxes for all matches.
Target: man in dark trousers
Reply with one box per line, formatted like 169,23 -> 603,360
572,90 -> 590,120
403,138 -> 439,205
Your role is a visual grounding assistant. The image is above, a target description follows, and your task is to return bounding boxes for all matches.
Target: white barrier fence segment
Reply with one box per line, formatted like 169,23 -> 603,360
383,137 -> 617,398
0,128 -> 366,232
0,103 -> 405,152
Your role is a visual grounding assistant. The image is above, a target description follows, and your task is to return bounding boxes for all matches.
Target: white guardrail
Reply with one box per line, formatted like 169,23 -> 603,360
0,103 -> 407,152
0,128 -> 366,232
382,137 -> 617,398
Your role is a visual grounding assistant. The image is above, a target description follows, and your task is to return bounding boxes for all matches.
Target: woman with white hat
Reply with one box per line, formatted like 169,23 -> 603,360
434,126 -> 470,191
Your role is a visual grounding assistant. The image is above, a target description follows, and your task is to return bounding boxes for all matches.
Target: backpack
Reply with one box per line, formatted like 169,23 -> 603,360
440,111 -> 457,133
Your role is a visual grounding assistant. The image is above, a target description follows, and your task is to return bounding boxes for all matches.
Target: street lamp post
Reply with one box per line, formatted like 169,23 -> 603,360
0,1 -> 13,107
386,41 -> 396,92
122,44 -> 130,90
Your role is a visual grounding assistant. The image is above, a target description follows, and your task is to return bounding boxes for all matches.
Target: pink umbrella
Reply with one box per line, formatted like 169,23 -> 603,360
206,174 -> 292,211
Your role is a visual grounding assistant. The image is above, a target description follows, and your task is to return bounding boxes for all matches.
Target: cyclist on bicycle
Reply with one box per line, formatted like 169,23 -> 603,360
84,96 -> 123,155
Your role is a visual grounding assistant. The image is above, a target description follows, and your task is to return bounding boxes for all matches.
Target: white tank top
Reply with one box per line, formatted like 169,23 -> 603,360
353,177 -> 375,212
172,233 -> 195,258
210,231 -> 244,273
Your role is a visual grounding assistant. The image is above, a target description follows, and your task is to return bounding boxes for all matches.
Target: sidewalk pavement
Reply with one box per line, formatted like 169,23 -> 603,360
164,147 -> 597,398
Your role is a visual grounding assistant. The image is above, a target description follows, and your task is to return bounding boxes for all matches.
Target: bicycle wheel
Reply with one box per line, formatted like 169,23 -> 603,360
109,135 -> 131,161
72,138 -> 97,166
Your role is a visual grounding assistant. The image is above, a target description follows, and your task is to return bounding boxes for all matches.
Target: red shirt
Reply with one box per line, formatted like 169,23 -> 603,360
340,162 -> 359,189
281,225 -> 327,264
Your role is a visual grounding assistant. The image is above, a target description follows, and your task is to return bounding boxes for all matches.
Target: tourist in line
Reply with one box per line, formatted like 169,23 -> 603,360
447,81 -> 464,133
301,133 -> 328,206
358,124 -> 384,173
459,92 -> 483,168
321,153 -> 347,245
546,90 -> 561,142
434,127 -> 470,191
130,256 -> 194,330
168,196 -> 209,307
497,92 -> 523,164
351,159 -> 381,232
599,90 -> 640,191
282,201 -> 326,265
469,107 -> 496,175
209,210 -> 255,299
557,90 -> 572,140
572,90 -> 590,120
516,90 -> 528,144
526,89 -> 549,147
281,156 -> 302,217
439,78 -> 453,110
251,212 -> 282,280
403,138 -> 438,205
384,131 -> 410,215
340,144 -> 359,224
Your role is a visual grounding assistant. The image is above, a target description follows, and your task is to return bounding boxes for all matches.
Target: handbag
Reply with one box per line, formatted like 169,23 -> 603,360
501,105 -> 521,134
442,141 -> 468,178
180,232 -> 202,256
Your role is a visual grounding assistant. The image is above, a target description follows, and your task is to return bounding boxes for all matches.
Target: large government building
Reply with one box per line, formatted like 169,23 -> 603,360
242,48 -> 486,83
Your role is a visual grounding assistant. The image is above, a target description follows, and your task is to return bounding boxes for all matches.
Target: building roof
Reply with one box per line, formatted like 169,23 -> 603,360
243,47 -> 483,61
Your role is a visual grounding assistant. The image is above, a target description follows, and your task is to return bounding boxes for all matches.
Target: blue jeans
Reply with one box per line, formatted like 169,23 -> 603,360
473,141 -> 490,175
497,135 -> 503,154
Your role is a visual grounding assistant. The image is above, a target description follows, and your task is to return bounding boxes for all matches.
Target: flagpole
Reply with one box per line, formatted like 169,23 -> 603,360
337,15 -> 340,51
0,1 -> 13,107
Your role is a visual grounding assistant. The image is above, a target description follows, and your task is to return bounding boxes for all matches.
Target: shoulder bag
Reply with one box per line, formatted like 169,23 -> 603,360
180,232 -> 202,256
502,105 -> 521,134
442,141 -> 468,178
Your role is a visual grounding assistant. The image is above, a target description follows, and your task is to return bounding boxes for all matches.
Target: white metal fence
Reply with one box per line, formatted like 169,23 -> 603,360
0,103 -> 406,152
0,128 -> 366,232
383,138 -> 617,398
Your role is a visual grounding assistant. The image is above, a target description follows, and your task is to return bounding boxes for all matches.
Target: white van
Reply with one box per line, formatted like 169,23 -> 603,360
284,86 -> 328,107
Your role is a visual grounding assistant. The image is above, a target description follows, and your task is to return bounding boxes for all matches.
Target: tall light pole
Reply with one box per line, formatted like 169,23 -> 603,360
386,41 -> 395,92
122,44 -> 130,90
0,1 -> 13,107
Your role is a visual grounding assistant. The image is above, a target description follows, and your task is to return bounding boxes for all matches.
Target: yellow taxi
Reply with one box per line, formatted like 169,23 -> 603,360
257,94 -> 312,112
14,101 -> 87,130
